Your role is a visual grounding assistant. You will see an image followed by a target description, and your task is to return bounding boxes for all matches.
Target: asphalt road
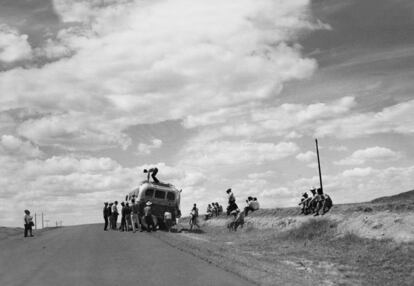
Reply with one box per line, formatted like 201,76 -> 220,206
0,224 -> 253,286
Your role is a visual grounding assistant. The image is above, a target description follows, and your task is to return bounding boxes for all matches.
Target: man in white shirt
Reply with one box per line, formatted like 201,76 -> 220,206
251,197 -> 260,210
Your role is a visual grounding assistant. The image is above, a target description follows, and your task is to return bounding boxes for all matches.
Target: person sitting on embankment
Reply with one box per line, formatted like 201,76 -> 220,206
228,208 -> 244,231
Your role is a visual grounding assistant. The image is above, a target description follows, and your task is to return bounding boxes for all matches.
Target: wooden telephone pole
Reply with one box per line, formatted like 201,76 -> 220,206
315,138 -> 323,192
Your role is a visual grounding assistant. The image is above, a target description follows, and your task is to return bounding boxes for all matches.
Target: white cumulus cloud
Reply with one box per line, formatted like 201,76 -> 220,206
0,24 -> 32,62
0,0 -> 324,151
0,135 -> 42,158
137,138 -> 163,155
335,146 -> 401,166
296,151 -> 316,162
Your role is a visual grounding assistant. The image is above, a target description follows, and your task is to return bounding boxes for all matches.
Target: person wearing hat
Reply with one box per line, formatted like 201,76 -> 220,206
24,209 -> 34,237
103,202 -> 110,231
143,201 -> 155,232
226,188 -> 238,216
299,193 -> 311,215
244,196 -> 255,216
228,208 -> 245,231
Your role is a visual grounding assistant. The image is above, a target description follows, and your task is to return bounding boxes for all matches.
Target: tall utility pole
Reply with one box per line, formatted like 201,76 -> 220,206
315,138 -> 323,192
34,213 -> 37,230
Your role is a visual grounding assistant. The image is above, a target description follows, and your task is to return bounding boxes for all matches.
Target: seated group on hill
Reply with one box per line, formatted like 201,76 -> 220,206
299,187 -> 332,216
205,202 -> 223,220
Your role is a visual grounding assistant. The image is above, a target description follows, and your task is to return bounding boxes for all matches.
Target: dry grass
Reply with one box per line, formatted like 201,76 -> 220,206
0,227 -> 23,240
279,218 -> 337,241
160,213 -> 414,286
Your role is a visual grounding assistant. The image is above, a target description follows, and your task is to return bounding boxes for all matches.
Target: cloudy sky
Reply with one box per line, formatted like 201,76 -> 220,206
0,0 -> 413,227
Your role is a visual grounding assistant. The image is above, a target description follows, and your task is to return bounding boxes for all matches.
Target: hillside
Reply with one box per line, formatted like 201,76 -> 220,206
371,189 -> 414,203
166,195 -> 414,286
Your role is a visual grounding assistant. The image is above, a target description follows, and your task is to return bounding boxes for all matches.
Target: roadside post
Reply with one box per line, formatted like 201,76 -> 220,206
315,138 -> 323,192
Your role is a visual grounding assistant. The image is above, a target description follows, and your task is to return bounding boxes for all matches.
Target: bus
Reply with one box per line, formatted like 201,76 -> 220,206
126,180 -> 181,229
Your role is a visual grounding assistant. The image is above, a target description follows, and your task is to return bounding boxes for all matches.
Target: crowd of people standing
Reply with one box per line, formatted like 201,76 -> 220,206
103,199 -> 158,233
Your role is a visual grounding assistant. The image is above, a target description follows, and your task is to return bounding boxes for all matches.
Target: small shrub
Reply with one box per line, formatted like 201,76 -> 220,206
341,231 -> 363,244
281,218 -> 337,241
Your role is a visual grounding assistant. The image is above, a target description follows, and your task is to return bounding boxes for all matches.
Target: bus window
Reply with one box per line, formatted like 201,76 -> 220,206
154,190 -> 166,199
167,192 -> 175,201
145,189 -> 154,198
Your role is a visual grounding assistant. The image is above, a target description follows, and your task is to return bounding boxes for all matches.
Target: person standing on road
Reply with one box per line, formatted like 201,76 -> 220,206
103,202 -> 110,231
164,211 -> 172,232
125,202 -> 132,232
144,201 -> 155,232
108,203 -> 113,229
130,199 -> 140,233
120,202 -> 127,231
112,201 -> 119,230
24,209 -> 34,237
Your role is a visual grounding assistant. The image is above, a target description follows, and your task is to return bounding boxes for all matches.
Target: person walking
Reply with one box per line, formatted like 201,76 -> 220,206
103,202 -> 110,231
190,204 -> 200,230
130,199 -> 140,233
24,210 -> 34,237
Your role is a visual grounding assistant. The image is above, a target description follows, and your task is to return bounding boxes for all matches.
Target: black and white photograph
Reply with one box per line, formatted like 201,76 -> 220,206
0,0 -> 413,285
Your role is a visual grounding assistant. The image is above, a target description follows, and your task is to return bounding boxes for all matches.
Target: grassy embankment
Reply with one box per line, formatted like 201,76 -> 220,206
155,201 -> 414,286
